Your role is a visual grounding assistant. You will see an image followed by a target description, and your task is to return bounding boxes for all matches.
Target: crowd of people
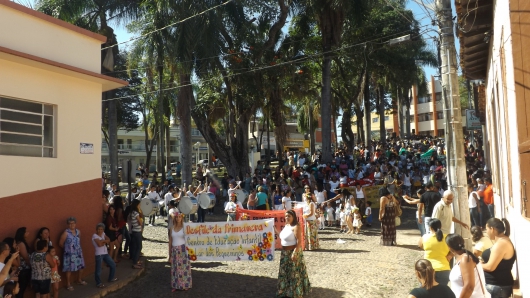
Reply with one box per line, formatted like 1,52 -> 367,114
1,134 -> 516,298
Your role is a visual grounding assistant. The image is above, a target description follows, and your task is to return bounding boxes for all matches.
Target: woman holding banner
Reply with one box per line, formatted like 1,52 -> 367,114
168,211 -> 192,292
276,210 -> 311,298
303,187 -> 320,250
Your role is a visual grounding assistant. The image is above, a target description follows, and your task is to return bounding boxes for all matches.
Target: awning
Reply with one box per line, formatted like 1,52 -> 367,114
455,0 -> 494,80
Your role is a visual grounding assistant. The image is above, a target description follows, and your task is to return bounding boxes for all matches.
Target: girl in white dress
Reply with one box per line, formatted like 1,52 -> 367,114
339,204 -> 346,233
352,207 -> 362,234
325,203 -> 335,227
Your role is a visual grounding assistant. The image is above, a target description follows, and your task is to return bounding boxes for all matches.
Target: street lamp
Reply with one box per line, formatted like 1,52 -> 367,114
195,142 -> 201,166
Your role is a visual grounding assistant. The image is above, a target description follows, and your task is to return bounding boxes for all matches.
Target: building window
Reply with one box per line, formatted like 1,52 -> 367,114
437,111 -> 444,119
191,128 -> 201,136
437,129 -> 445,136
372,118 -> 379,123
384,115 -> 390,121
418,96 -> 432,104
435,92 -> 442,101
0,96 -> 55,157
417,113 -> 433,122
409,115 -> 415,123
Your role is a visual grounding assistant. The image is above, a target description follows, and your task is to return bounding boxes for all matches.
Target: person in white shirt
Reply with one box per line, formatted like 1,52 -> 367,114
432,190 -> 469,235
297,155 -> 306,167
92,223 -> 117,288
467,184 -> 481,227
147,185 -> 162,226
168,211 -> 192,291
282,190 -> 293,211
0,243 -> 19,296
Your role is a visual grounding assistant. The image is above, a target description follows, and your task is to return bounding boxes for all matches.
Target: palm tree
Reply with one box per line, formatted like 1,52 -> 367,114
293,0 -> 367,162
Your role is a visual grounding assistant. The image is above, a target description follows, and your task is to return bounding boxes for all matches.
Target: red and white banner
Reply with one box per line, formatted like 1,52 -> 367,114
235,208 -> 306,250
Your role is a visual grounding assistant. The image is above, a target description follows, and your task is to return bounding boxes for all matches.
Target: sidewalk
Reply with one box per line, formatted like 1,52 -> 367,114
59,260 -> 146,298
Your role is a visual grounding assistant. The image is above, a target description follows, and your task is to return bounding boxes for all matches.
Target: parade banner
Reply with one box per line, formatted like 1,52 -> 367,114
184,219 -> 275,262
236,208 -> 306,250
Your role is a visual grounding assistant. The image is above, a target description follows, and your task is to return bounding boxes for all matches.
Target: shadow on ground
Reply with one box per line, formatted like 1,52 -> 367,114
106,261 -> 346,298
314,248 -> 369,254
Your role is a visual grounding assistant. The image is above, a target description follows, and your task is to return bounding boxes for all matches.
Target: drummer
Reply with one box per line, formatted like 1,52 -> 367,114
227,182 -> 241,201
193,184 -> 208,223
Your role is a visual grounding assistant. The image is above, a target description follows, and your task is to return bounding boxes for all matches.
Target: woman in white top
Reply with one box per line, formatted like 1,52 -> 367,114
92,223 -> 117,288
446,234 -> 490,298
314,184 -> 327,207
470,226 -> 493,258
302,189 -> 320,250
169,211 -> 192,292
328,176 -> 340,197
282,190 -> 293,211
275,210 -> 311,297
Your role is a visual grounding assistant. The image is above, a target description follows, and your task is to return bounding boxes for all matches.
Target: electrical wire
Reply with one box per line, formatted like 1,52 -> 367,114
381,0 -> 415,24
101,24 -> 433,102
102,18 -> 432,76
101,0 -> 234,50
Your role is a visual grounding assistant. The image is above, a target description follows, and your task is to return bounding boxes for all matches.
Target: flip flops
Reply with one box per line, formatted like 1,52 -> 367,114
76,280 -> 88,286
66,286 -> 74,291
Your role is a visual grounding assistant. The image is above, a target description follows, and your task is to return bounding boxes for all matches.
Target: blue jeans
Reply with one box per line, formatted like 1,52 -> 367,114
486,284 -> 512,298
487,204 -> 495,218
479,200 -> 490,226
122,226 -> 131,254
95,254 -> 115,286
130,231 -> 143,264
416,215 -> 426,236
197,207 -> 207,223
424,217 -> 433,234
470,207 -> 481,227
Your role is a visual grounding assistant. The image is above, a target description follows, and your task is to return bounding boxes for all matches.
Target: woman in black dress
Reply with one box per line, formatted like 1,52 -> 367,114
379,187 -> 398,246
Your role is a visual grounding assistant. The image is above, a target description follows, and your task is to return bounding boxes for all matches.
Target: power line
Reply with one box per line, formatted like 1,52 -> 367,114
381,0 -> 415,24
101,0 -> 233,50
102,24 -> 432,102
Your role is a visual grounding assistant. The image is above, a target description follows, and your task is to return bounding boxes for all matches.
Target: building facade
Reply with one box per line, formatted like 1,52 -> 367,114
408,79 -> 445,137
0,0 -> 127,287
101,126 -> 211,171
457,0 -> 528,295
350,111 -> 395,141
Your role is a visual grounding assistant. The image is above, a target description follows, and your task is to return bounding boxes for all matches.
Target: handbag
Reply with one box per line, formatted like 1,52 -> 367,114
395,216 -> 401,226
394,197 -> 403,217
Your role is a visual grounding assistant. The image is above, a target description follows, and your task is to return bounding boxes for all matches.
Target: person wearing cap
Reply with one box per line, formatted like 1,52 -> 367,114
225,193 -> 243,221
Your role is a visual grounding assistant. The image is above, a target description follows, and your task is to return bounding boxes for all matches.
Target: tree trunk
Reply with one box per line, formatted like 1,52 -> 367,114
363,73 -> 371,145
354,106 -> 364,146
397,88 -> 404,139
178,73 -> 193,187
266,111 -> 271,166
157,65 -> 165,182
342,108 -> 356,150
321,54 -> 332,163
166,120 -> 171,168
405,89 -> 411,138
106,90 -> 119,184
309,106 -> 316,154
378,84 -> 386,143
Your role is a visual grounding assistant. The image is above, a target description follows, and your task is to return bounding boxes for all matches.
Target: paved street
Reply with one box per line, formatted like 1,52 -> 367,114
106,207 -> 422,298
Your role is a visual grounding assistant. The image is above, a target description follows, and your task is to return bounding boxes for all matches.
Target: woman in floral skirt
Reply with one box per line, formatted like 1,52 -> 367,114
276,210 -> 311,298
169,211 -> 192,292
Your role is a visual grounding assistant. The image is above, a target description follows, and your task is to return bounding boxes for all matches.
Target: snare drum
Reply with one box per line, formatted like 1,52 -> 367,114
179,196 -> 198,215
234,189 -> 249,204
140,199 -> 156,216
198,192 -> 216,209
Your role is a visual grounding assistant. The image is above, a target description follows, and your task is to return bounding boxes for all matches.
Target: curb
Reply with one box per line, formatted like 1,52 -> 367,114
60,260 -> 146,298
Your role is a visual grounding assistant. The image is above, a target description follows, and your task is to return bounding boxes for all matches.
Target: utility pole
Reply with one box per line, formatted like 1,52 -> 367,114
435,0 -> 471,248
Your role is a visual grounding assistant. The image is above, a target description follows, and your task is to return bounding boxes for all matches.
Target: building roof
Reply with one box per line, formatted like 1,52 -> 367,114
0,45 -> 128,91
0,0 -> 107,43
455,0 -> 494,80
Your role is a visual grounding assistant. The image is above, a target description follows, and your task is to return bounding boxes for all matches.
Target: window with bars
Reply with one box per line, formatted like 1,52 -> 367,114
0,96 -> 55,157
